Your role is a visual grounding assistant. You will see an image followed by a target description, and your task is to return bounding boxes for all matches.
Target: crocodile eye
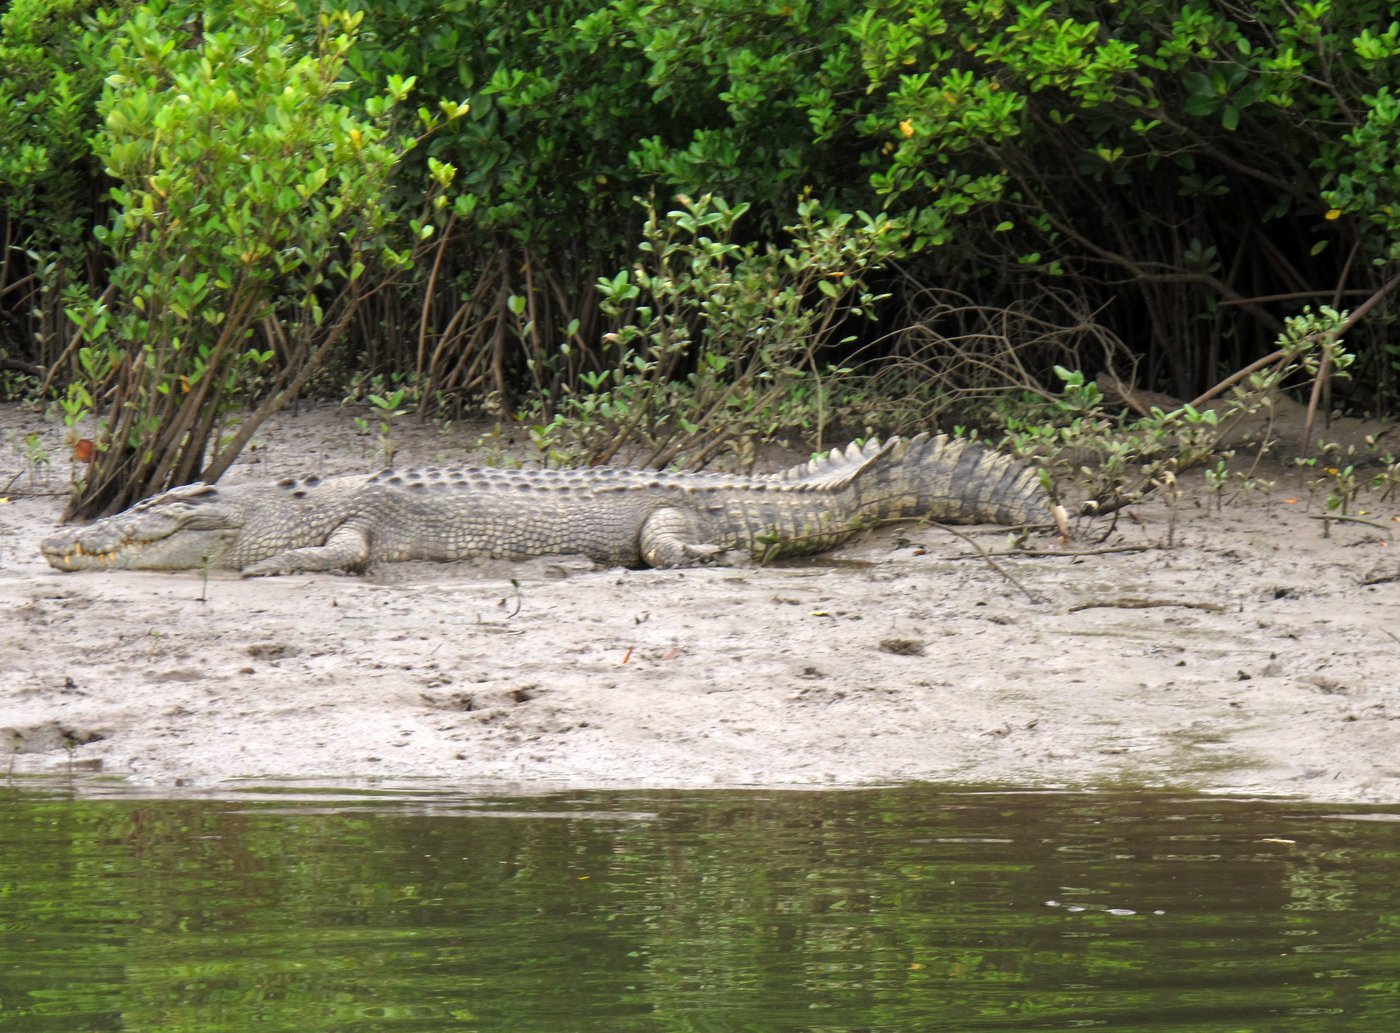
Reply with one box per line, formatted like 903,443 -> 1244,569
176,488 -> 219,506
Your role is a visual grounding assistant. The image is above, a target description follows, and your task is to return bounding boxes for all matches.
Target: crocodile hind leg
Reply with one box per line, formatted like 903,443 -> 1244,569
638,508 -> 725,568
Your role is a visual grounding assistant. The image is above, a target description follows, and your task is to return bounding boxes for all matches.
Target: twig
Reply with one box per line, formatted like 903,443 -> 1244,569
1218,289 -> 1374,306
1,472 -> 67,497
1335,267 -> 1400,336
502,578 -> 523,619
1305,513 -> 1396,534
1301,333 -> 1335,455
1187,347 -> 1289,410
1303,268 -> 1400,454
948,544 -> 1159,559
415,212 -> 457,384
1066,596 -> 1230,614
929,522 -> 1043,604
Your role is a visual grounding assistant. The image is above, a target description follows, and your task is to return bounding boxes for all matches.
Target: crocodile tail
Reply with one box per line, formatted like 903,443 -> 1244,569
782,433 -> 1050,527
875,433 -> 1050,526
773,437 -> 901,486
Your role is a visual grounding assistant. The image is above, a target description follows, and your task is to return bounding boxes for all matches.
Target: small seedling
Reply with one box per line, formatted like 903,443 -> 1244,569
200,554 -> 216,603
368,388 -> 409,466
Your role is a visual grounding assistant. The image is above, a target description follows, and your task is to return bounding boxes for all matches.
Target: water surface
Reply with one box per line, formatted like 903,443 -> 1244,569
2,781 -> 1398,1031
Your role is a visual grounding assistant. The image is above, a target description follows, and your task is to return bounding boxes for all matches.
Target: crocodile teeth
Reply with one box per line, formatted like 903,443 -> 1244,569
72,542 -> 115,564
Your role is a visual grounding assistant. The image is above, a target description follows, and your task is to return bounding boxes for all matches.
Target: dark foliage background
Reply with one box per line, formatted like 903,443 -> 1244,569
2,0 -> 1397,513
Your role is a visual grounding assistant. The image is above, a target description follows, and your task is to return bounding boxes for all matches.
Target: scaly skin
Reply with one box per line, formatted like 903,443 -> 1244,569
41,433 -> 1050,575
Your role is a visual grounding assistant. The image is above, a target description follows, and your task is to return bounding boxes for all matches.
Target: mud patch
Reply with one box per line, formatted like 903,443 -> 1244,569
5,721 -> 107,754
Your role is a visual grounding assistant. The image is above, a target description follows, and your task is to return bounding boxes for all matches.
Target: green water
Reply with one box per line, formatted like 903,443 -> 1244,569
1,783 -> 1398,1032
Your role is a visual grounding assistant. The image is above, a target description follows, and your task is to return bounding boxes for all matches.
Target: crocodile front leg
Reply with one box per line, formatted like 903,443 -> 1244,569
638,507 -> 725,568
240,521 -> 374,576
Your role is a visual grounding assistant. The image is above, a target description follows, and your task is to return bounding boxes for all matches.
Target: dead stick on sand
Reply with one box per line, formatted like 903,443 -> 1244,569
1305,513 -> 1396,535
949,545 -> 1159,560
1066,597 -> 1231,614
930,522 -> 1044,604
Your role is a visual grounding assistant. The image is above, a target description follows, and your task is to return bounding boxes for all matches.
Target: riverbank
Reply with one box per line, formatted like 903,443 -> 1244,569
3,401 -> 1397,800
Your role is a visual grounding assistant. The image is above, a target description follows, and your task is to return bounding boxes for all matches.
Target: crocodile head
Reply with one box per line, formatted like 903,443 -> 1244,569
42,483 -> 244,571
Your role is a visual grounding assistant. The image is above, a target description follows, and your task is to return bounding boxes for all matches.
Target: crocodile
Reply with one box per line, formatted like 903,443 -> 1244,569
41,433 -> 1056,576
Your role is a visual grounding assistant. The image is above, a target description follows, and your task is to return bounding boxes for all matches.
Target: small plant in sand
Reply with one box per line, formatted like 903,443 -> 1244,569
1202,459 -> 1230,514
367,388 -> 411,468
1324,458 -> 1362,519
5,431 -> 52,490
1298,434 -> 1400,536
199,554 -> 216,604
347,374 -> 418,467
1373,450 -> 1400,505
